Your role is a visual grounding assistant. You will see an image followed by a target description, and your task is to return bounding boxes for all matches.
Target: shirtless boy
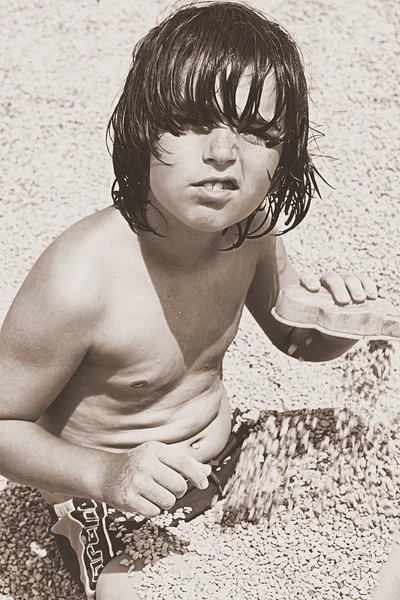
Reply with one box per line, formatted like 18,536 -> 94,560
0,2 -> 379,599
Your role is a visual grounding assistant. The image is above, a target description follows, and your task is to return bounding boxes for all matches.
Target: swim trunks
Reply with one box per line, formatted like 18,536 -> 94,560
48,409 -> 252,600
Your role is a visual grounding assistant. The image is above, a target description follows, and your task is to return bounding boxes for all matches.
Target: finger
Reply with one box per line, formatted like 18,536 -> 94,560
320,272 -> 350,305
126,494 -> 162,519
344,273 -> 367,304
158,448 -> 210,490
287,328 -> 314,357
300,272 -> 321,292
136,476 -> 178,511
356,273 -> 378,299
152,464 -> 188,499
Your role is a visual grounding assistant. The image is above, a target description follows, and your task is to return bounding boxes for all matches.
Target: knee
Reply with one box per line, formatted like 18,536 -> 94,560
96,573 -> 143,600
96,554 -> 144,600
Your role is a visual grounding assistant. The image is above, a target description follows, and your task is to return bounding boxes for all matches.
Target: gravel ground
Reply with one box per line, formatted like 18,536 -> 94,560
0,0 -> 399,599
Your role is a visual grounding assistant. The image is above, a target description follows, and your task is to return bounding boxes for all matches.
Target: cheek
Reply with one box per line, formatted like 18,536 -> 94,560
248,147 -> 282,190
149,153 -> 176,193
149,136 -> 191,187
266,144 -> 283,170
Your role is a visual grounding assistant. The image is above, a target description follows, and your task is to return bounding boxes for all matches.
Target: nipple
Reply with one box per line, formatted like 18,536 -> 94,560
191,441 -> 200,449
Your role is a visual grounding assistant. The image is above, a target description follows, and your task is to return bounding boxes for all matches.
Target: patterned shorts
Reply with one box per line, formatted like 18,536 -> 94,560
48,409 -> 252,599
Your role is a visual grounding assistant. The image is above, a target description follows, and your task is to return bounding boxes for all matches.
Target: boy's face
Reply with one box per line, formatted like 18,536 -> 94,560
148,71 -> 283,236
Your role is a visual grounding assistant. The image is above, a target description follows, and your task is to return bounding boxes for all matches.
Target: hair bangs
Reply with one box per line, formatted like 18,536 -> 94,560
144,28 -> 283,142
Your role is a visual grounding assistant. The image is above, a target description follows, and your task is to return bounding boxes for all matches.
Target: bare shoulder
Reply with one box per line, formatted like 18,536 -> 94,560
42,205 -> 131,271
20,207 -> 136,306
245,208 -> 297,279
1,207 -> 138,361
244,208 -> 300,333
0,207 -> 138,419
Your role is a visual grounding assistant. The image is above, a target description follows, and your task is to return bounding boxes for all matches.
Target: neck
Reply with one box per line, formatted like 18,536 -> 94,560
140,203 -> 230,272
140,224 -> 224,273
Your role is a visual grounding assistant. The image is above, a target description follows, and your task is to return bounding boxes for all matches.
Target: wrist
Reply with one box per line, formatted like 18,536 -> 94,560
78,447 -> 117,504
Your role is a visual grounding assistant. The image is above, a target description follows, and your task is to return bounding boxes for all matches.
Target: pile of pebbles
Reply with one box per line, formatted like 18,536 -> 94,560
0,485 -> 82,600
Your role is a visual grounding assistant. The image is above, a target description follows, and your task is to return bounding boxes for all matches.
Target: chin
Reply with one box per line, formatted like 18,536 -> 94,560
190,223 -> 226,234
188,208 -> 247,232
191,218 -> 238,234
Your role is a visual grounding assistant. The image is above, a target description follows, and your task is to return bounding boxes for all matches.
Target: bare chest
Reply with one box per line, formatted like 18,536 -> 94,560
41,242 -> 258,446
88,249 -> 256,389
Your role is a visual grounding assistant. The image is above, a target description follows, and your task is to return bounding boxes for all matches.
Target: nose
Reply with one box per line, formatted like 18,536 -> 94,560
203,127 -> 237,166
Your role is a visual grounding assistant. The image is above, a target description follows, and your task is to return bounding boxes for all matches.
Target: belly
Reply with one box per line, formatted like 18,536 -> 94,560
170,390 -> 233,460
39,384 -> 233,504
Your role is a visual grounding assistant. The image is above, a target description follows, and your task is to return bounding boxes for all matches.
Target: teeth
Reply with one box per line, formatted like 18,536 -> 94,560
203,181 -> 231,191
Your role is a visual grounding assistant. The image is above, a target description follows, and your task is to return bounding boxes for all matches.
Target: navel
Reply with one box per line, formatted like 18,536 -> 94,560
129,380 -> 148,388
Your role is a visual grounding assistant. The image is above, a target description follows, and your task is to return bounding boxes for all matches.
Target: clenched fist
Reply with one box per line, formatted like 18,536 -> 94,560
101,441 -> 212,517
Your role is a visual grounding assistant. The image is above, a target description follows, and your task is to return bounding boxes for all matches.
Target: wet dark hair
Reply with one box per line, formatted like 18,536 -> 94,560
107,1 -> 324,249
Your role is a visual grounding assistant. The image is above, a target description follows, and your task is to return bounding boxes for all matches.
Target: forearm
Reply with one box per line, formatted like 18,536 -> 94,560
0,420 -> 113,501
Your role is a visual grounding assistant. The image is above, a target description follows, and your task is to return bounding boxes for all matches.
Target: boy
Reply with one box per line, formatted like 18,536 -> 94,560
0,2 -> 378,599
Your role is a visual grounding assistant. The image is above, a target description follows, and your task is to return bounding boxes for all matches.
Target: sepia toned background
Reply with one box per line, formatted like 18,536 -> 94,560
1,0 -> 399,598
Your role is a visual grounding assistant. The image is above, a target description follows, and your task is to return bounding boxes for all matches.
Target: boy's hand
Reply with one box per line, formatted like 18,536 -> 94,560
300,270 -> 378,305
102,441 -> 212,517
287,271 -> 378,358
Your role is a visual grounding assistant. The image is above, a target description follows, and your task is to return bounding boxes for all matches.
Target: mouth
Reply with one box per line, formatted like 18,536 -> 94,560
193,177 -> 239,191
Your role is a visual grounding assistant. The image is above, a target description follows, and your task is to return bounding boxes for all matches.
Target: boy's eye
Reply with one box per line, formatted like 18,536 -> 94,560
262,133 -> 284,148
240,127 -> 283,148
192,123 -> 214,134
179,119 -> 214,134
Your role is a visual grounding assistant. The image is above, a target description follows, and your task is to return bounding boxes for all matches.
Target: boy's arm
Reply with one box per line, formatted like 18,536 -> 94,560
245,234 -> 362,362
0,233 -> 211,515
0,239 -> 113,499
